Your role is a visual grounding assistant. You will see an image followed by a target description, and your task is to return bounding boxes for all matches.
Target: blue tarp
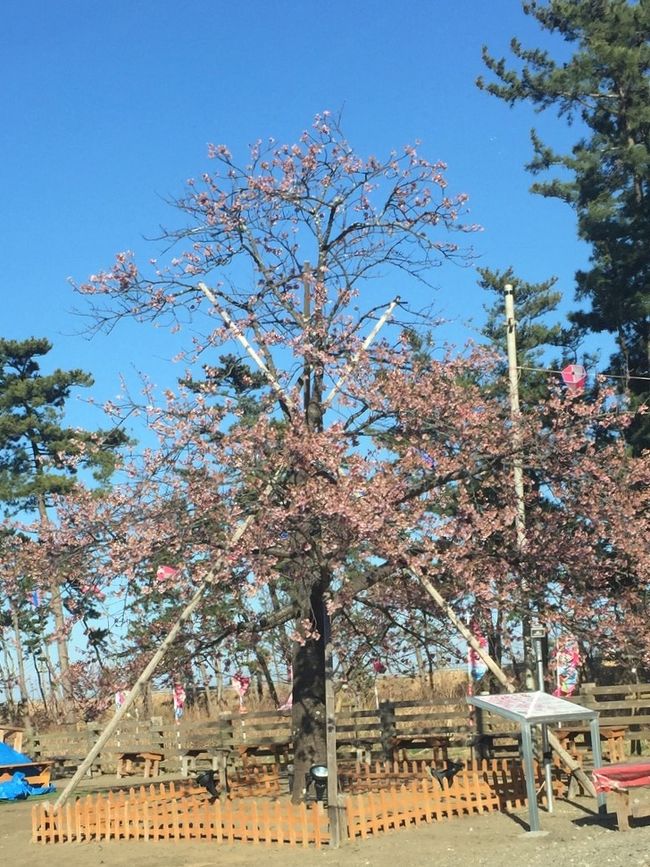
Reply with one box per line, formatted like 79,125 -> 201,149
0,741 -> 32,765
0,740 -> 56,800
0,771 -> 55,801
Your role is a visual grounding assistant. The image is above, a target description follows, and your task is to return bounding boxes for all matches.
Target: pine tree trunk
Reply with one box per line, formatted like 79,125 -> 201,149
36,496 -> 73,717
11,607 -> 30,709
0,634 -> 17,717
32,653 -> 50,718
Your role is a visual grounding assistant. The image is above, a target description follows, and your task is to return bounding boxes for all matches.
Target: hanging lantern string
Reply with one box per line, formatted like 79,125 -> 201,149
517,364 -> 650,383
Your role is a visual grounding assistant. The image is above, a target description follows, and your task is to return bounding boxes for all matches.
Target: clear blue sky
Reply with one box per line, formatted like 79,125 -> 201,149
3,1 -> 592,434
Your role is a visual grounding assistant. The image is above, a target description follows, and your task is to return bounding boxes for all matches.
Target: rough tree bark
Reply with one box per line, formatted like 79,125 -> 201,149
290,574 -> 327,803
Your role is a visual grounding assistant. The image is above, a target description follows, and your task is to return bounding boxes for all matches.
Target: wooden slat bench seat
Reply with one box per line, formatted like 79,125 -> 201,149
237,739 -> 291,767
0,727 -> 25,753
593,761 -> 650,830
336,737 -> 374,764
554,726 -> 626,764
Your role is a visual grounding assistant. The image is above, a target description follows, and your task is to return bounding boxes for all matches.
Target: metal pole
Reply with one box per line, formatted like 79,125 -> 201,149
504,284 -> 534,689
521,722 -> 541,832
323,608 -> 344,847
590,717 -> 607,814
533,630 -> 554,813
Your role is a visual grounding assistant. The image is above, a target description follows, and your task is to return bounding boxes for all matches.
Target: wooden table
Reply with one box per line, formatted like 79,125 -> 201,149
389,734 -> 450,764
116,750 -> 164,779
471,730 -> 521,760
181,747 -> 231,791
336,737 -> 374,764
593,761 -> 650,830
0,760 -> 53,787
237,740 -> 291,767
0,726 -> 25,753
554,726 -> 626,763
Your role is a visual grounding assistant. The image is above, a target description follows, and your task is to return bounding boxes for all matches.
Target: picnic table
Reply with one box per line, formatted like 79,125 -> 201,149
336,736 -> 374,764
0,726 -> 25,753
593,761 -> 650,830
389,734 -> 450,764
237,739 -> 291,767
0,735 -> 54,788
181,746 -> 231,793
554,726 -> 626,764
116,750 -> 164,779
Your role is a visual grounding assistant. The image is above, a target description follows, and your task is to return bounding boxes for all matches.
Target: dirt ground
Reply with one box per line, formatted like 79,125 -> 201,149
2,779 -> 650,867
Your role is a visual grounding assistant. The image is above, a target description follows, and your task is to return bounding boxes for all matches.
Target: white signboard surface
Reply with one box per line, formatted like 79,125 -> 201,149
468,690 -> 597,723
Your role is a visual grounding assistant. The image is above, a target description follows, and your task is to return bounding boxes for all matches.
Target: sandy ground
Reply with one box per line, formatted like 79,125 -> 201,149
2,776 -> 650,867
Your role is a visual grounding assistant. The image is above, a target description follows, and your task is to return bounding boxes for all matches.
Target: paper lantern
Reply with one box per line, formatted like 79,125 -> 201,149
561,364 -> 587,390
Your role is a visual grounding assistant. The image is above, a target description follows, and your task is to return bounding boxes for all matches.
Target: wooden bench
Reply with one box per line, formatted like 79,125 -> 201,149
336,737 -> 374,764
0,761 -> 54,788
237,740 -> 291,767
471,730 -> 521,760
593,761 -> 650,830
116,750 -> 164,779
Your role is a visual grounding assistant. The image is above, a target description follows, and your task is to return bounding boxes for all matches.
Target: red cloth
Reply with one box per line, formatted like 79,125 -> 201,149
592,762 -> 650,793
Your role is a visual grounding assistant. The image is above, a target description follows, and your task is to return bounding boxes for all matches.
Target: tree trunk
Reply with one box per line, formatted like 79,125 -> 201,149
255,648 -> 280,707
290,577 -> 327,803
32,653 -> 49,718
196,658 -> 217,717
0,634 -> 17,717
36,495 -> 73,717
211,654 -> 225,705
11,607 -> 30,710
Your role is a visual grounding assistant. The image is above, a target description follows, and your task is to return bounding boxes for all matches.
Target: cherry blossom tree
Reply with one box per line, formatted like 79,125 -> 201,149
58,115 -> 649,798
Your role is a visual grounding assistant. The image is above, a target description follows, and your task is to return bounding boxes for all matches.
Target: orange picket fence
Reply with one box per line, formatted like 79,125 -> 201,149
32,759 -> 564,847
32,782 -> 329,846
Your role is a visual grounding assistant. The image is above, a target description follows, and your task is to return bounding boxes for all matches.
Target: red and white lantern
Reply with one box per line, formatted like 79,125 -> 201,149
561,364 -> 587,391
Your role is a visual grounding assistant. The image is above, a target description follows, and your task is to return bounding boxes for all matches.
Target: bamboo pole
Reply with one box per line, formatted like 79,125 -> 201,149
53,501 -> 264,810
198,282 -> 293,413
414,570 -> 597,798
322,298 -> 399,409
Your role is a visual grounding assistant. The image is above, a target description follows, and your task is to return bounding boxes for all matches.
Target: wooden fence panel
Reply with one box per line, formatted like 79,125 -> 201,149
28,682 -> 650,782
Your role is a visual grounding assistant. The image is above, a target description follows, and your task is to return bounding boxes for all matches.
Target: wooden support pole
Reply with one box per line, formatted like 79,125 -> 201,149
322,298 -> 400,409
198,281 -> 295,415
53,501 -> 266,810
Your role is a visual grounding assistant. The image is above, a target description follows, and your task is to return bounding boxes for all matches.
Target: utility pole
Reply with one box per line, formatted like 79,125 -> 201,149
504,284 -> 535,689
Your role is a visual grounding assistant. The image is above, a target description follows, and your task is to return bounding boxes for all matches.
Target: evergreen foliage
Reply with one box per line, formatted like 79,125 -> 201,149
478,0 -> 650,450
0,337 -> 128,514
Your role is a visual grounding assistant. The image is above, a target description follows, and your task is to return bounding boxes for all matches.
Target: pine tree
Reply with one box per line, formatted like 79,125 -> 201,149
478,266 -> 570,405
0,337 -> 127,712
478,0 -> 650,450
